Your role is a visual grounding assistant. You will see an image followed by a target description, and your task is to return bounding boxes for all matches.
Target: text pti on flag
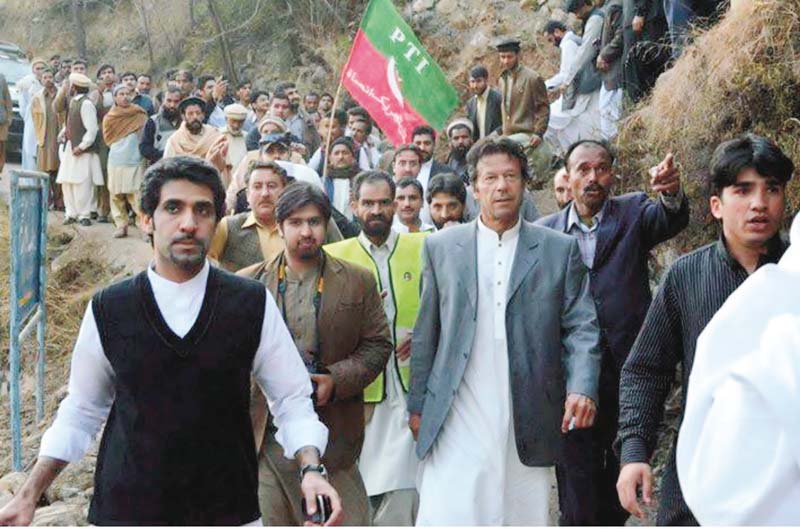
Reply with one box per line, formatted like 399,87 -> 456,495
342,0 -> 460,145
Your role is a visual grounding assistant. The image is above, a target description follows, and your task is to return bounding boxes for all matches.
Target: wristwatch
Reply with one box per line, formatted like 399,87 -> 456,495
299,463 -> 328,481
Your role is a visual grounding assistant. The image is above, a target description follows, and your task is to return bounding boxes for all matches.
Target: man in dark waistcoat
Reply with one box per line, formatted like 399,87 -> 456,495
0,156 -> 344,526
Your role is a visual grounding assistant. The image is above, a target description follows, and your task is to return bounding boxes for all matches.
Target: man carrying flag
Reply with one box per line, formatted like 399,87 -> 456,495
341,0 -> 458,146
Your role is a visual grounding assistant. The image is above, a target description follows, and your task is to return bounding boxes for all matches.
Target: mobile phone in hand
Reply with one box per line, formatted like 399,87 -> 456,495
301,494 -> 332,524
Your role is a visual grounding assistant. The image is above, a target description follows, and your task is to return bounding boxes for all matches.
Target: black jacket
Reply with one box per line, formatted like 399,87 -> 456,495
465,88 -> 503,140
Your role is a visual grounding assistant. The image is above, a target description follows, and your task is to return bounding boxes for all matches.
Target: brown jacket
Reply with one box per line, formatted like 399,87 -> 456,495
498,64 -> 550,137
239,252 -> 393,470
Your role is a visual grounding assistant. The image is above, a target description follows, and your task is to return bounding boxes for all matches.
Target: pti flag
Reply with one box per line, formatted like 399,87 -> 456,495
342,0 -> 459,145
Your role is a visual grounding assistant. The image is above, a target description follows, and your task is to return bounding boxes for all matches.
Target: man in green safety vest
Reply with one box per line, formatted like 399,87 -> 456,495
325,170 -> 427,526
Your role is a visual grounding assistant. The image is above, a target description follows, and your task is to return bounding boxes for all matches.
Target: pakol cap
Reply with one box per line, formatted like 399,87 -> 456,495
495,36 -> 521,52
224,103 -> 248,120
68,73 -> 91,88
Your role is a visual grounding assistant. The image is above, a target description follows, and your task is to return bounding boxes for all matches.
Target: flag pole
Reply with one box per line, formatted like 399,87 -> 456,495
321,80 -> 344,180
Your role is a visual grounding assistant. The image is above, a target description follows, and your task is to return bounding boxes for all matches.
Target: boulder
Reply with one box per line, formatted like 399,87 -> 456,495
0,472 -> 27,496
32,503 -> 85,526
436,0 -> 459,15
412,0 -> 435,12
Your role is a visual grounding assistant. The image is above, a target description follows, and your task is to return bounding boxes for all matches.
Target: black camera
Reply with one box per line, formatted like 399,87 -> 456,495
304,357 -> 330,405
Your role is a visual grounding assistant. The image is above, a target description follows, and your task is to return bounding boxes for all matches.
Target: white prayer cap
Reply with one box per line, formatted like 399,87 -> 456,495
69,73 -> 91,88
446,118 -> 474,137
224,103 -> 248,120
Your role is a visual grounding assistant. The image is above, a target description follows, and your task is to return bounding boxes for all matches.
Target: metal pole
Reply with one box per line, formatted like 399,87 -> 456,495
36,177 -> 49,422
8,171 -> 22,471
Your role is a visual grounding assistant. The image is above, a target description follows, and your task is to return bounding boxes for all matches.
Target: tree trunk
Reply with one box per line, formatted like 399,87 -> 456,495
206,0 -> 238,85
71,0 -> 88,59
134,0 -> 156,70
189,0 -> 197,29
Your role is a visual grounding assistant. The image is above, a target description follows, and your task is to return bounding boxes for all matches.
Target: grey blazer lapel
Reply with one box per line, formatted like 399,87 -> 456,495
508,222 -> 540,301
455,222 -> 479,318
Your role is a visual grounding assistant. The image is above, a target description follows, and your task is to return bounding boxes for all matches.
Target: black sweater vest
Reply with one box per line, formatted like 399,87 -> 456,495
88,267 -> 266,525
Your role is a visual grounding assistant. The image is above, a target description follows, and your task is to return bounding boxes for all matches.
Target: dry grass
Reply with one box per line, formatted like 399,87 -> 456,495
616,0 -> 800,247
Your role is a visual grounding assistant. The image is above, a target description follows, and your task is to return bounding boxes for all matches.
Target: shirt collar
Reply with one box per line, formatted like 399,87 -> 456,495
567,200 -> 606,232
715,233 -> 787,271
358,229 -> 398,253
242,211 -> 278,232
147,259 -> 210,292
477,214 -> 522,241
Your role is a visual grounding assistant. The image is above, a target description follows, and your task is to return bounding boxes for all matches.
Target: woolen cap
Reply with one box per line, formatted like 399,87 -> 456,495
68,73 -> 91,88
178,96 -> 206,113
224,103 -> 248,120
258,115 -> 287,133
495,36 -> 521,52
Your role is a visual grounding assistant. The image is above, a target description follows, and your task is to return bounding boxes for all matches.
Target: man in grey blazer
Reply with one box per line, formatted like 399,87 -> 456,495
407,138 -> 601,525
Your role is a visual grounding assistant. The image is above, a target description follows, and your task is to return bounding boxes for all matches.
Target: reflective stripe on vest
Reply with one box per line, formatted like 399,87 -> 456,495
323,233 -> 427,403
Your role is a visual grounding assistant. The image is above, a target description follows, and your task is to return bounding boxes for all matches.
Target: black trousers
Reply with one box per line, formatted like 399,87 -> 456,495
556,362 -> 628,526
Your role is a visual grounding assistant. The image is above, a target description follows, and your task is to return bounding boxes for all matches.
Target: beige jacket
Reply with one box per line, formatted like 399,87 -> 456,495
498,63 -> 550,137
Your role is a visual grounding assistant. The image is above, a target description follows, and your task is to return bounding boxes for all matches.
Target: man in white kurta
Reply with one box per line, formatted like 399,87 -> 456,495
677,211 -> 800,525
416,217 -> 552,525
356,228 -> 420,526
56,74 -> 104,224
18,59 -> 46,170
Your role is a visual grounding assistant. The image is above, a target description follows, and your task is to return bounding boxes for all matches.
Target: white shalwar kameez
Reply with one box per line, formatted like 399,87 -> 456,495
56,96 -> 104,220
19,75 -> 42,170
416,217 -> 553,526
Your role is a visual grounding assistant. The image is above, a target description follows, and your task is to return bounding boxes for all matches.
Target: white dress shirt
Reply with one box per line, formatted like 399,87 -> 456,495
416,217 -> 552,525
39,261 -> 328,465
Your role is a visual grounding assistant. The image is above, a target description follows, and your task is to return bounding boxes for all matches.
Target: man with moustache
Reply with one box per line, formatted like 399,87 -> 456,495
245,92 -> 293,155
220,103 -> 250,186
323,137 -> 360,221
393,178 -> 434,233
444,119 -> 474,184
53,59 -> 93,128
210,161 -> 341,272
277,81 -> 319,154
618,134 -> 792,525
410,138 -> 600,525
318,93 -> 334,117
164,97 -> 223,160
240,183 -> 392,526
325,171 -> 428,525
427,173 -> 468,230
536,139 -> 689,525
411,125 -> 449,194
553,164 -> 573,209
140,86 -> 182,165
0,156 -> 342,526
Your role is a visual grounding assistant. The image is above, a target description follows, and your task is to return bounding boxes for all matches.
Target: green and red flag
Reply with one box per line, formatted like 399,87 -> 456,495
342,0 -> 459,145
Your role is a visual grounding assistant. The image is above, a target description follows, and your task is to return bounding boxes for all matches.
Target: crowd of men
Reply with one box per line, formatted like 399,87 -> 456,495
1,0 -> 798,525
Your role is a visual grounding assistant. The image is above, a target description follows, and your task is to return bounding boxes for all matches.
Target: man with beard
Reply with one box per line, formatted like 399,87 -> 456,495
210,161 -> 340,272
427,172 -> 467,230
164,97 -> 224,161
304,92 -> 320,117
220,103 -> 249,186
55,73 -> 105,226
55,58 -> 71,85
196,74 -> 227,128
31,67 -> 62,208
444,119 -> 474,184
325,171 -> 428,526
175,69 -> 195,98
103,84 -> 148,238
553,164 -> 573,209
0,156 -> 342,526
278,81 -> 320,154
618,134 -> 792,526
350,117 -> 380,169
465,65 -> 502,140
317,92 -> 334,119
393,178 -> 434,233
240,183 -> 392,526
247,90 -> 271,135
140,86 -> 182,165
536,139 -> 689,525
323,137 -> 360,221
